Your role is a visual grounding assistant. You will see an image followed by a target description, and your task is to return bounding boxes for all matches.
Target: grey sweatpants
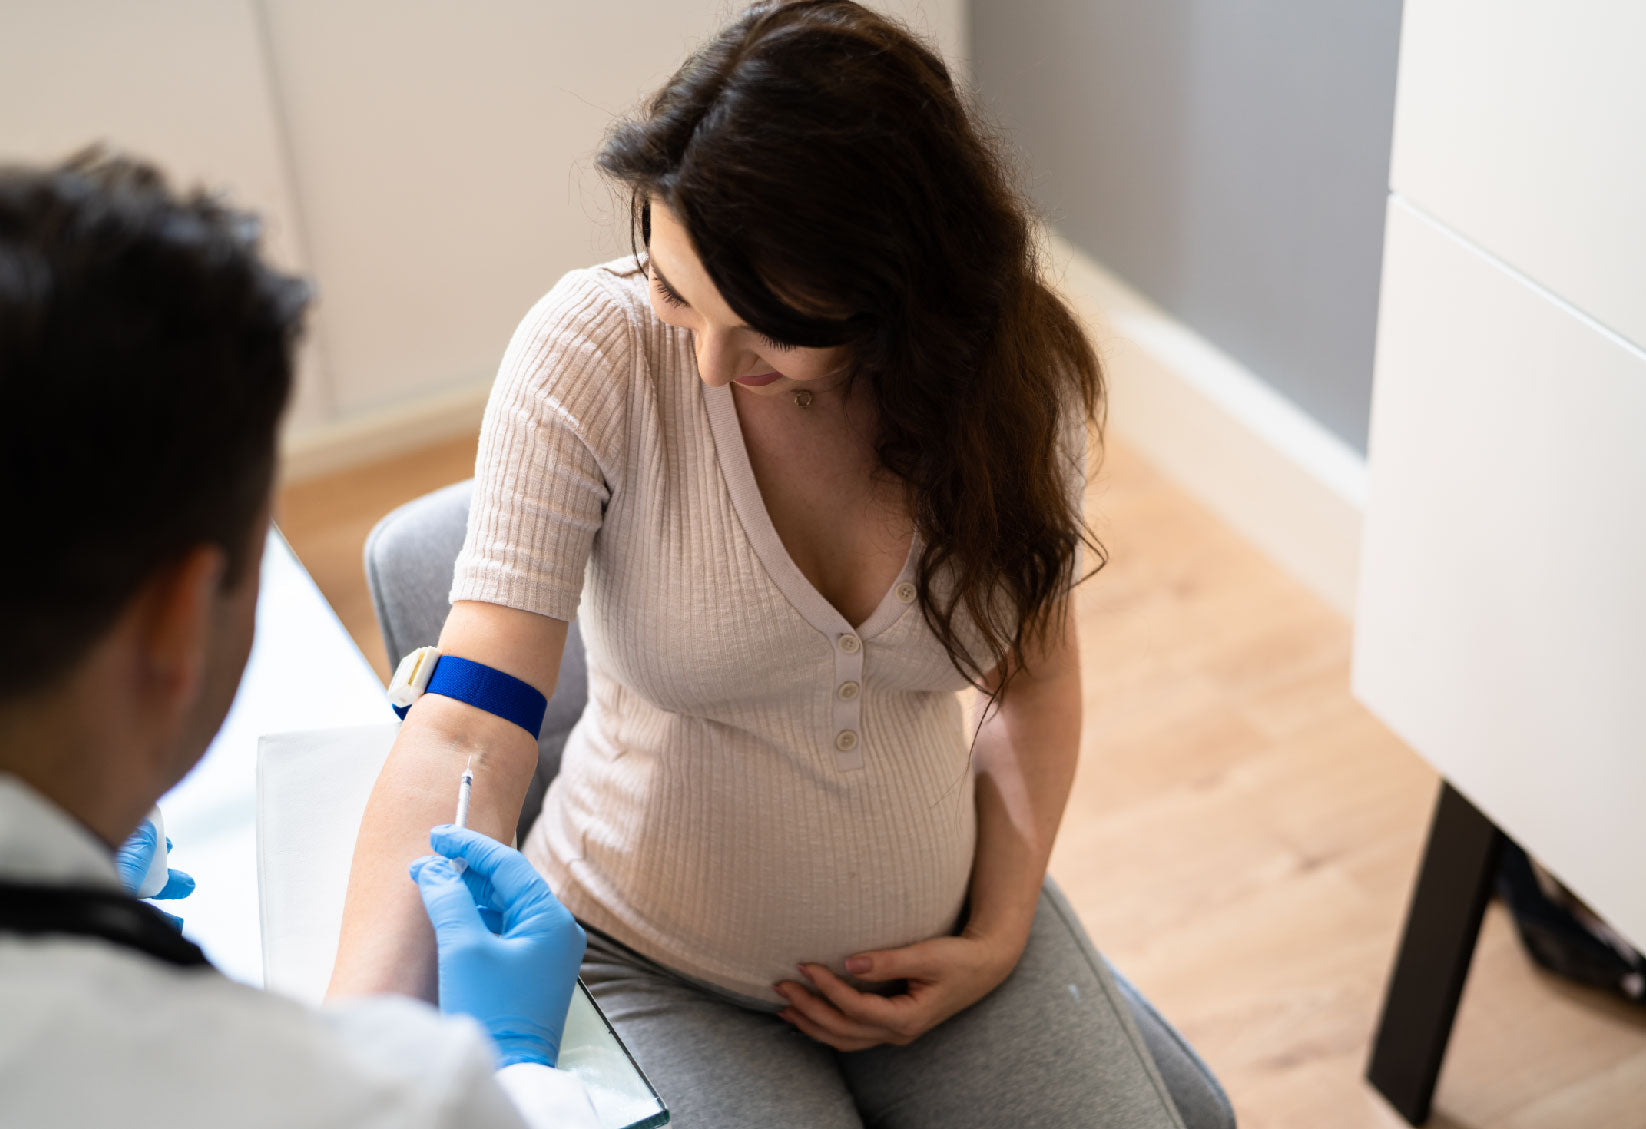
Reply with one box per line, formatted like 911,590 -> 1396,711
579,890 -> 1187,1129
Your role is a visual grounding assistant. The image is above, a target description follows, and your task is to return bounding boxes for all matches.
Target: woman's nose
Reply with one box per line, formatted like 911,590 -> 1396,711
694,329 -> 747,387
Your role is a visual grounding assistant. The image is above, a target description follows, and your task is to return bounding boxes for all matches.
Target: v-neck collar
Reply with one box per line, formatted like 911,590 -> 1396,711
704,381 -> 919,640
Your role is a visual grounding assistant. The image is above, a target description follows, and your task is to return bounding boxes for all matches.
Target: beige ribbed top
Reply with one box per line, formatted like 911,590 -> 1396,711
453,257 -> 1077,1002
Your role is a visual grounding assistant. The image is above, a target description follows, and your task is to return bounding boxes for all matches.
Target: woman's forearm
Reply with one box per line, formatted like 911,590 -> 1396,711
326,697 -> 541,1001
964,631 -> 1083,962
326,602 -> 568,1002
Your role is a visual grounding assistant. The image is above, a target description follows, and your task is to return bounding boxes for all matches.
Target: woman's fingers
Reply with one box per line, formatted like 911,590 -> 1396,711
777,1002 -> 877,1052
776,939 -> 997,1050
774,979 -> 887,1045
797,963 -> 906,1029
844,939 -> 947,983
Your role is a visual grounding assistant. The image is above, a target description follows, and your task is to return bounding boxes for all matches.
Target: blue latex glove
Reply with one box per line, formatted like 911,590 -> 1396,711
411,825 -> 586,1068
113,820 -> 195,929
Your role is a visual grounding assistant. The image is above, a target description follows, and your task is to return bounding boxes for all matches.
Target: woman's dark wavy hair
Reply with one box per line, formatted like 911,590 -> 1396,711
600,0 -> 1105,690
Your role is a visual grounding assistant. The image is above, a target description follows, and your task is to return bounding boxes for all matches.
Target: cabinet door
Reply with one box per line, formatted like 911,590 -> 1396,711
0,0 -> 327,433
1353,197 -> 1646,949
1390,0 -> 1646,350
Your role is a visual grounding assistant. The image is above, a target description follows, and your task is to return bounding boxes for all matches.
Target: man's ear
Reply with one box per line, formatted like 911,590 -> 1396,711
131,545 -> 229,719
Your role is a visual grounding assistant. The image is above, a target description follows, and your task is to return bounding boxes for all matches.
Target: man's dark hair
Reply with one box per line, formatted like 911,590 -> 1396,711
0,151 -> 309,699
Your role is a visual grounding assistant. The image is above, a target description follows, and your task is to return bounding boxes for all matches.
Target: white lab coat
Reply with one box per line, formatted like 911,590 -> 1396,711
0,776 -> 601,1129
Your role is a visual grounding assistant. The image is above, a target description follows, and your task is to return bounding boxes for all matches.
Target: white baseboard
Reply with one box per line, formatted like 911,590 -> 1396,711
1045,231 -> 1367,619
277,379 -> 491,485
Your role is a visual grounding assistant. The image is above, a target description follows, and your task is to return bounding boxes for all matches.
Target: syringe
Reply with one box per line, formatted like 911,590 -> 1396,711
452,757 -> 474,873
455,757 -> 474,829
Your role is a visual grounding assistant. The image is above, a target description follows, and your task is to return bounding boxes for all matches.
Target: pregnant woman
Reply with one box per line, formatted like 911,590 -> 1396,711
330,3 -> 1182,1126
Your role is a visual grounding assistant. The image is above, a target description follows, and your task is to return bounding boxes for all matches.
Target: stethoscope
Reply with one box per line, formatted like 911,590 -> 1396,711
0,880 -> 211,969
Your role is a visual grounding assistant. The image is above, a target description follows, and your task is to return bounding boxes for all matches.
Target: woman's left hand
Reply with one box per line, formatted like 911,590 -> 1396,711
773,929 -> 1020,1051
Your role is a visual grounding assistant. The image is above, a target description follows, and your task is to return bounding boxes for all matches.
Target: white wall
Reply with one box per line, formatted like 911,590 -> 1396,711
0,0 -> 963,478
257,1 -> 728,425
0,0 -> 329,433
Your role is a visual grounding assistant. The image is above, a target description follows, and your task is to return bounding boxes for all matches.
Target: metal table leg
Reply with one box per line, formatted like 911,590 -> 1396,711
1367,781 -> 1507,1125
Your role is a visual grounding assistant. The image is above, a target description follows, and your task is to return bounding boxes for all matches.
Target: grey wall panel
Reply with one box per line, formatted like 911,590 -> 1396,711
970,0 -> 1403,453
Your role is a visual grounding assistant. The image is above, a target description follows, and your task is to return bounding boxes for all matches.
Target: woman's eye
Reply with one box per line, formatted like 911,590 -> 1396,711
653,277 -> 687,308
652,270 -> 794,351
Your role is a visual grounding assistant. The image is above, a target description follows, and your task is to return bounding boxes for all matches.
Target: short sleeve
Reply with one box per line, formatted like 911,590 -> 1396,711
452,269 -> 636,621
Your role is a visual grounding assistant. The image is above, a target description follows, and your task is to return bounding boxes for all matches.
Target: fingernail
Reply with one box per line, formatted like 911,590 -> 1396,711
845,956 -> 871,974
795,963 -> 813,981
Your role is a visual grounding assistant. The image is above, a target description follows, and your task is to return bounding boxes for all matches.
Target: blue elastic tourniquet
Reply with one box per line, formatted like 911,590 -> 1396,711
391,654 -> 547,740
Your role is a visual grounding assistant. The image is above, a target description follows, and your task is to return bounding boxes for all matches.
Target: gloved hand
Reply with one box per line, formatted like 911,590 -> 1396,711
411,824 -> 586,1068
113,818 -> 195,929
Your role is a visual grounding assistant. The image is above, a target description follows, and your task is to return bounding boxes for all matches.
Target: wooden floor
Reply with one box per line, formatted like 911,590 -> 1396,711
276,431 -> 1646,1129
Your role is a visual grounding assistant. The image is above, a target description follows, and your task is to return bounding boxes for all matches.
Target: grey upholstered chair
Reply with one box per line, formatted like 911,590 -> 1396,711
364,480 -> 1236,1129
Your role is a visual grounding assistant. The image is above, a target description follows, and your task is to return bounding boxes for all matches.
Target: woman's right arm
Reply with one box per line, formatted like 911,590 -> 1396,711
330,267 -> 630,1000
326,599 -> 569,1002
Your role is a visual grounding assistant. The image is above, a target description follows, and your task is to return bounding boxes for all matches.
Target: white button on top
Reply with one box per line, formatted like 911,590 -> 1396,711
837,680 -> 860,701
834,729 -> 859,752
838,633 -> 861,654
895,581 -> 916,604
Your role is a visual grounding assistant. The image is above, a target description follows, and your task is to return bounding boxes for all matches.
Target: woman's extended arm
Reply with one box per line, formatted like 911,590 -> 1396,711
960,607 -> 1083,962
326,600 -> 569,1002
774,609 -> 1082,1050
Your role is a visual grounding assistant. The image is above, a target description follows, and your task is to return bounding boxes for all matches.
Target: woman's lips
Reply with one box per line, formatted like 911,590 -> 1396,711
734,370 -> 782,387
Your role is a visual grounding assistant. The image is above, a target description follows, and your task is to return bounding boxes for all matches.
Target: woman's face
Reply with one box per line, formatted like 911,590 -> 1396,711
645,196 -> 850,399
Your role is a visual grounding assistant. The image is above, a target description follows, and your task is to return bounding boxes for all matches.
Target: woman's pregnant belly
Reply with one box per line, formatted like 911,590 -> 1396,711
525,710 -> 978,1003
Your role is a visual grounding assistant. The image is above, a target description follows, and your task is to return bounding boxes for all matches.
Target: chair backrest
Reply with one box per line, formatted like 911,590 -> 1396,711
362,479 -> 588,846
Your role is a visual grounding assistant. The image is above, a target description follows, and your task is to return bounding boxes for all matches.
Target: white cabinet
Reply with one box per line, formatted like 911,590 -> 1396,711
1355,198 -> 1646,948
1357,3 -> 1646,1118
1359,0 -> 1646,951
